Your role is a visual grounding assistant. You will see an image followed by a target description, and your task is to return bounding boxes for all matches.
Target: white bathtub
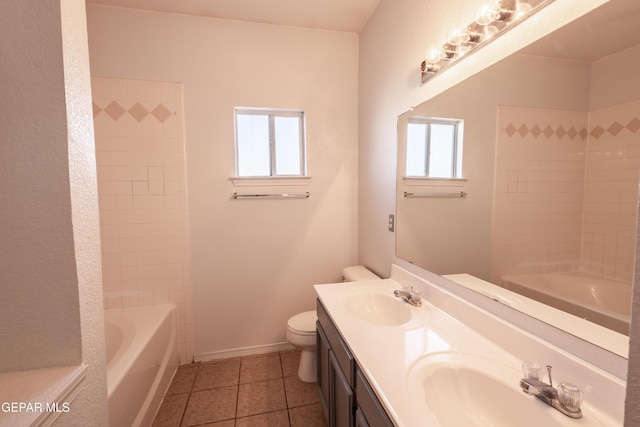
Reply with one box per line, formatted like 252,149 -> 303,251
105,305 -> 179,427
501,271 -> 631,334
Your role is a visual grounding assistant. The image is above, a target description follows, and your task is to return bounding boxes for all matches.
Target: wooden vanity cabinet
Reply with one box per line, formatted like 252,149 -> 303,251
355,368 -> 394,427
317,300 -> 394,427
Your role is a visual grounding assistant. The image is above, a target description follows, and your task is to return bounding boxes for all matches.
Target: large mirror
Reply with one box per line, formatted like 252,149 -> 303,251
397,0 -> 640,355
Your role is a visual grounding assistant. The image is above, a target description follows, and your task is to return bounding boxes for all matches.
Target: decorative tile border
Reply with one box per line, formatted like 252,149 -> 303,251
93,101 -> 176,123
502,117 -> 640,140
502,123 -> 588,140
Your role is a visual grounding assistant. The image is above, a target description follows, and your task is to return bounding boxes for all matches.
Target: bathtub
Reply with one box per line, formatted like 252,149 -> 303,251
501,271 -> 631,334
105,305 -> 179,427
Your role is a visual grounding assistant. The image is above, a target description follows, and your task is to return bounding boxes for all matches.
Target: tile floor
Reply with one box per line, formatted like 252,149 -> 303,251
152,349 -> 328,427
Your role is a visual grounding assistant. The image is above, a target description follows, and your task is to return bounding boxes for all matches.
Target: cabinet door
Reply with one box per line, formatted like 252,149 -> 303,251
355,408 -> 369,427
330,350 -> 354,427
355,369 -> 394,427
317,321 -> 331,421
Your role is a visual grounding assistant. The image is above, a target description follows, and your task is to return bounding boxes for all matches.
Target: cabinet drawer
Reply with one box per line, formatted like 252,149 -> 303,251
356,368 -> 394,427
317,300 -> 355,386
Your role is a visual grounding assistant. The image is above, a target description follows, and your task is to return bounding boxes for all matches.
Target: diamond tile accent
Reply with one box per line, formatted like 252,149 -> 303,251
152,104 -> 172,123
627,117 -> 640,133
608,121 -> 624,136
104,101 -> 126,121
590,125 -> 605,139
504,123 -> 517,137
92,102 -> 102,118
543,125 -> 554,139
567,126 -> 577,140
556,126 -> 566,139
128,102 -> 149,122
517,124 -> 529,137
579,127 -> 588,140
531,125 -> 542,138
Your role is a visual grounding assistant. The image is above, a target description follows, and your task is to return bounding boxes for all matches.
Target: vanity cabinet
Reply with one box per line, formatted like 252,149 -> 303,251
317,300 -> 394,427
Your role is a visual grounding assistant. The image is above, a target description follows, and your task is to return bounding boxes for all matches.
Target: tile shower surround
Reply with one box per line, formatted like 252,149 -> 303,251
152,350 -> 327,427
492,101 -> 640,284
92,77 -> 193,362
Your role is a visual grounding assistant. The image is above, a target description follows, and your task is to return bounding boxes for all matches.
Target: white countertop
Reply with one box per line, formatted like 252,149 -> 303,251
314,274 -> 623,427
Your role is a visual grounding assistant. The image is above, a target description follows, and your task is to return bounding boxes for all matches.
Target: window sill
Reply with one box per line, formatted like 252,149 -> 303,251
230,176 -> 311,187
402,177 -> 467,187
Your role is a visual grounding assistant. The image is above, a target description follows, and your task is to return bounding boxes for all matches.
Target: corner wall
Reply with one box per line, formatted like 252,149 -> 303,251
0,0 -> 108,425
0,0 -> 82,373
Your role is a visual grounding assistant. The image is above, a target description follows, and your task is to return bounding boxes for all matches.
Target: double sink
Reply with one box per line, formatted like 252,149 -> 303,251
314,278 -> 619,427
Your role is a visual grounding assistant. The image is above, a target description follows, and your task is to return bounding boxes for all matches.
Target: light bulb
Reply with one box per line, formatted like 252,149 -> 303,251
475,2 -> 500,25
514,1 -> 533,20
447,26 -> 470,46
425,46 -> 445,64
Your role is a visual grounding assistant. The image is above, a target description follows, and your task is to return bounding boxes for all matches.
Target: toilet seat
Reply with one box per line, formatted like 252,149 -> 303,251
287,310 -> 316,335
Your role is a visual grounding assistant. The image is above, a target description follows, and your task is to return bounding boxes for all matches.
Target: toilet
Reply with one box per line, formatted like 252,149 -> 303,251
286,265 -> 380,382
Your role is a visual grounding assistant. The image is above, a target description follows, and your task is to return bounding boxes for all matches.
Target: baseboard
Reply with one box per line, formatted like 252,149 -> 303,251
194,342 -> 295,363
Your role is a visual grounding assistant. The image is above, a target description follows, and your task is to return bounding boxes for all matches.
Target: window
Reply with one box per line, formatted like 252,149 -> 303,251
406,117 -> 463,178
235,108 -> 306,177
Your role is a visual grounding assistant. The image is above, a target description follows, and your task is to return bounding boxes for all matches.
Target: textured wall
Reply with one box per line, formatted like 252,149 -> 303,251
59,0 -> 109,424
0,0 -> 108,425
0,0 -> 82,372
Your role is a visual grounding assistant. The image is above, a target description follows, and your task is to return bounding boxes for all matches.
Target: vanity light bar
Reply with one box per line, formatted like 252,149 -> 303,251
421,0 -> 555,83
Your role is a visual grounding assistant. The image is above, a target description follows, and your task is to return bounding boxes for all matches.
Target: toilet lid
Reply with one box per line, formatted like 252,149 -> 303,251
287,310 -> 317,334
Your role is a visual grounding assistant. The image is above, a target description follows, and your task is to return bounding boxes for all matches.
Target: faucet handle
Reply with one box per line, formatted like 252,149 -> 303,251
522,362 -> 544,381
557,383 -> 583,411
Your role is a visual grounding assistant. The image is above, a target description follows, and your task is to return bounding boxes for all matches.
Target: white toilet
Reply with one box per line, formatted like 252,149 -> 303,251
286,265 -> 380,382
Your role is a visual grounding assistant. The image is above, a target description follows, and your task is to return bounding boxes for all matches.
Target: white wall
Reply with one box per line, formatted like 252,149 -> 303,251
59,0 -> 110,424
86,5 -> 359,358
0,0 -> 82,372
0,0 -> 108,424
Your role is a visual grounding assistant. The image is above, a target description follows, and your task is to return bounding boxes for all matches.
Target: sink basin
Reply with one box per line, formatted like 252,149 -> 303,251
407,353 -> 607,427
345,292 -> 412,326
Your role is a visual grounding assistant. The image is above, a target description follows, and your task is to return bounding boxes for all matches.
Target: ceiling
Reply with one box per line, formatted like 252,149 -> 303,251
86,0 -> 380,33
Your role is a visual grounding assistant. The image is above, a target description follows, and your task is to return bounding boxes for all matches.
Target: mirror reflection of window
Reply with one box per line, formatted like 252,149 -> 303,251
406,117 -> 463,178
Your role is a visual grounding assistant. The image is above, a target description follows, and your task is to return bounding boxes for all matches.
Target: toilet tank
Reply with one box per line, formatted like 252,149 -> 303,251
342,266 -> 381,282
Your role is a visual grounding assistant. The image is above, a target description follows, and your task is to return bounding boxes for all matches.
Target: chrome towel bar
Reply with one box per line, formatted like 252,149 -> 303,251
404,191 -> 467,198
232,192 -> 310,199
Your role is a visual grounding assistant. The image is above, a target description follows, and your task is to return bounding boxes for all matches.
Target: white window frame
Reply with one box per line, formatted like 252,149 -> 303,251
406,116 -> 463,179
234,107 -> 306,178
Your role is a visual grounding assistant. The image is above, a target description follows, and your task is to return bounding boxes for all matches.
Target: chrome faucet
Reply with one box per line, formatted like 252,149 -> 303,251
520,364 -> 583,419
393,286 -> 422,307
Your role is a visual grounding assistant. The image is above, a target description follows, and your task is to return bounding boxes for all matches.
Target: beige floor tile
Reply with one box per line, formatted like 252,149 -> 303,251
152,393 -> 189,427
289,403 -> 327,427
192,358 -> 240,391
198,421 -> 235,427
280,350 -> 301,378
235,410 -> 290,427
167,364 -> 199,395
240,353 -> 283,383
284,375 -> 320,408
236,378 -> 287,418
181,386 -> 237,427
